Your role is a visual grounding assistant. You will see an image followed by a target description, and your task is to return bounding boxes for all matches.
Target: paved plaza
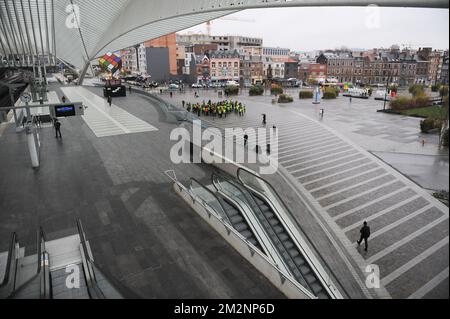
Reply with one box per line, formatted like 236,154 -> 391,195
1,84 -> 448,299
160,87 -> 449,299
0,84 -> 284,299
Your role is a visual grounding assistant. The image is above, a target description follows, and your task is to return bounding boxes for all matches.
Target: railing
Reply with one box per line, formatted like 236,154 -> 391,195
237,168 -> 345,299
0,233 -> 19,298
38,228 -> 51,299
190,178 -> 232,225
77,219 -> 105,299
4,227 -> 51,299
213,172 -> 318,295
173,179 -> 316,299
211,173 -> 280,262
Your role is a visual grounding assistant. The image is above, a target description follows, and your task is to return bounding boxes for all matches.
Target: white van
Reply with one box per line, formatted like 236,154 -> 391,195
226,80 -> 239,87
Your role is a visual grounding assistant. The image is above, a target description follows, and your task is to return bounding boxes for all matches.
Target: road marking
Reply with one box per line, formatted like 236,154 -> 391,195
367,216 -> 449,264
291,153 -> 367,176
315,172 -> 390,201
303,163 -> 377,187
279,140 -> 346,158
381,237 -> 449,286
323,179 -> 399,210
296,157 -> 369,180
408,267 -> 449,299
285,149 -> 357,171
309,167 -> 382,193
278,134 -> 336,152
280,145 -> 352,165
369,204 -> 436,240
339,193 -> 422,230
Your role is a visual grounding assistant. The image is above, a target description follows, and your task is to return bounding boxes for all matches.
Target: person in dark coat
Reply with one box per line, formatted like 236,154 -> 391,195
357,222 -> 371,252
54,119 -> 62,139
107,95 -> 112,107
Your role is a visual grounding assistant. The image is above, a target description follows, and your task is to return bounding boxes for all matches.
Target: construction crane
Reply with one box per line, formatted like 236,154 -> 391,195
206,17 -> 255,36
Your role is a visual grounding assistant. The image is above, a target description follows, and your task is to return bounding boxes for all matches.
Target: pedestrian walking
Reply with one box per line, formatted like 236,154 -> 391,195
54,119 -> 62,139
36,115 -> 42,128
182,100 -> 185,108
349,96 -> 352,103
357,222 -> 371,252
262,114 -> 267,125
244,134 -> 249,147
170,91 -> 173,98
61,96 -> 66,103
107,95 -> 112,107
129,85 -> 132,93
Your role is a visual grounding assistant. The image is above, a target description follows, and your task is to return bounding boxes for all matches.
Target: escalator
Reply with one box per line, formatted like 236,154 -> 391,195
237,168 -> 342,299
190,178 -> 261,250
0,220 -> 122,299
211,173 -> 294,279
212,171 -> 337,299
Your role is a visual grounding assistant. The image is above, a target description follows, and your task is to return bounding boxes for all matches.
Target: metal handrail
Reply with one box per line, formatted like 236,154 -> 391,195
211,173 -> 277,258
213,172 -> 316,295
76,219 -> 105,299
190,178 -> 232,225
176,179 -> 315,299
0,233 -> 18,298
237,167 -> 346,299
6,228 -> 50,299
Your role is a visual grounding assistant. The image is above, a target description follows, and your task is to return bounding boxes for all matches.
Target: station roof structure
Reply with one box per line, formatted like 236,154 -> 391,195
0,0 -> 448,74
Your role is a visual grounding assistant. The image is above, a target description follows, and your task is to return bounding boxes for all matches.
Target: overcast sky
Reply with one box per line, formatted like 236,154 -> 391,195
181,7 -> 449,52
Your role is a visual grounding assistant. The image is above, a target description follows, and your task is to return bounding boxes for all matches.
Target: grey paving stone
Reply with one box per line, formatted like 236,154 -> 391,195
423,278 -> 449,299
365,208 -> 445,257
292,154 -> 366,177
287,150 -> 358,172
298,158 -> 372,184
319,175 -> 396,207
385,245 -> 449,299
375,220 -> 448,277
280,144 -> 351,165
311,168 -> 387,198
328,181 -> 406,217
339,190 -> 423,230
304,163 -> 379,190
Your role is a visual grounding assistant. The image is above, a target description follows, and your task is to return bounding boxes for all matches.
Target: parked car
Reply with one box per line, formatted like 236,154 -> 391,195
169,83 -> 179,90
192,83 -> 202,88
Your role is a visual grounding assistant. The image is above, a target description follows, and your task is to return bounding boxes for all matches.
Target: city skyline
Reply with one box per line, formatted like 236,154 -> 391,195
181,7 -> 449,52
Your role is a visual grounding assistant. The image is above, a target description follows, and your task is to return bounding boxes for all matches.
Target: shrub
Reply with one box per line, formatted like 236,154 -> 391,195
388,85 -> 398,93
390,95 -> 431,110
299,90 -> 314,99
323,88 -> 337,99
224,85 -> 239,95
270,84 -> 283,95
420,118 -> 441,133
440,86 -> 449,97
431,83 -> 442,92
278,94 -> 293,103
249,85 -> 264,96
409,84 -> 425,97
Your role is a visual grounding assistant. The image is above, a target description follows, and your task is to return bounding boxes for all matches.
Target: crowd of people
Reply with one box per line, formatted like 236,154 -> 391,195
183,100 -> 247,118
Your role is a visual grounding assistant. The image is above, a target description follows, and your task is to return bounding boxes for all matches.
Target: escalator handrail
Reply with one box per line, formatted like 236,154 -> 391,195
6,228 -> 50,299
190,178 -> 232,225
211,173 -> 277,258
76,219 -> 105,299
212,172 -> 315,293
237,168 -> 345,299
0,233 -> 18,295
212,173 -> 304,277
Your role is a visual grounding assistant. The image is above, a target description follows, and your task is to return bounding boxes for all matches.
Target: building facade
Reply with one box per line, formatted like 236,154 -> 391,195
209,50 -> 240,83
